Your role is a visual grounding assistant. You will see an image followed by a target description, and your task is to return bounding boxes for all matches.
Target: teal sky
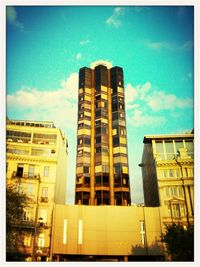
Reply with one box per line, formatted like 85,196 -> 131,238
6,6 -> 194,204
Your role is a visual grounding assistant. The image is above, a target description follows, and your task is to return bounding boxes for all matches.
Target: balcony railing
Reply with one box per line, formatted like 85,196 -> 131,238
11,219 -> 36,229
40,197 -> 49,203
35,246 -> 50,256
12,171 -> 40,180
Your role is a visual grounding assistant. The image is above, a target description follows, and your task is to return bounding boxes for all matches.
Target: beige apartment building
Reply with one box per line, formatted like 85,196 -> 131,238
6,119 -> 68,261
140,133 -> 194,228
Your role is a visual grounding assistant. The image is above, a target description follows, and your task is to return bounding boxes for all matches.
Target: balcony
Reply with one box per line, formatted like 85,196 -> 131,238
35,246 -> 50,256
12,171 -> 40,180
40,197 -> 49,203
11,219 -> 36,229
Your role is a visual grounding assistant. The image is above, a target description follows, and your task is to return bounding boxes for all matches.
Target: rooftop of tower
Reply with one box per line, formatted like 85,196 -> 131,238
90,60 -> 112,69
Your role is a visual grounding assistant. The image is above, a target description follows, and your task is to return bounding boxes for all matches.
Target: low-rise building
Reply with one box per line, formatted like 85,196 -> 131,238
140,133 -> 194,228
51,205 -> 164,261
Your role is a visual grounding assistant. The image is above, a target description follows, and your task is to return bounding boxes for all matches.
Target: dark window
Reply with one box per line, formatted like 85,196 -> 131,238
103,175 -> 109,185
95,65 -> 108,87
95,136 -> 101,144
95,127 -> 101,135
96,147 -> 101,153
102,127 -> 107,134
16,165 -> 24,177
113,136 -> 119,146
83,166 -> 89,173
114,164 -> 121,175
84,176 -> 90,184
84,138 -> 90,145
112,102 -> 118,112
95,175 -> 101,185
95,110 -> 101,118
95,120 -> 101,127
112,112 -> 118,121
78,138 -> 83,145
95,95 -> 101,101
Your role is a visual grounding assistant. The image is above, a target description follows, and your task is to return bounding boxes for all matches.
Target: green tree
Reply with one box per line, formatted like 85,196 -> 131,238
6,183 -> 29,261
162,223 -> 194,261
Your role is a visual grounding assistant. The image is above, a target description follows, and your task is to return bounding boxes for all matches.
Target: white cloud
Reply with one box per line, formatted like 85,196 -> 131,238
126,103 -> 140,110
127,109 -> 166,127
125,81 -> 151,104
125,81 -> 193,128
80,39 -> 90,46
146,91 -> 193,111
145,40 -> 193,52
76,53 -> 82,60
6,6 -> 24,31
106,7 -> 124,28
7,73 -> 79,130
125,83 -> 138,104
145,40 -> 175,51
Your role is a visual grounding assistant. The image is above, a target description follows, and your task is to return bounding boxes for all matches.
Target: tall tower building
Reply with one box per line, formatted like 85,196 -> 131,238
75,62 -> 131,206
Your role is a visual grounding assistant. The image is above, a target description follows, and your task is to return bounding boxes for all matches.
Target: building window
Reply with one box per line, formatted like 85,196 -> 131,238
41,187 -> 48,198
23,208 -> 32,221
95,175 -> 101,185
184,168 -> 188,177
172,204 -> 180,218
140,221 -> 146,245
63,219 -> 68,245
156,141 -> 164,160
24,235 -> 31,247
84,138 -> 91,145
102,165 -> 109,173
83,166 -> 90,174
43,166 -> 50,177
16,164 -> 24,177
165,141 -> 175,159
165,187 -> 170,197
39,209 -> 47,223
113,136 -> 119,146
38,233 -> 45,247
26,183 -> 35,196
78,220 -> 83,245
169,169 -> 174,177
180,204 -> 185,217
95,127 -> 101,135
184,140 -> 194,158
178,187 -> 183,197
28,165 -> 35,177
78,138 -> 83,145
95,136 -> 101,144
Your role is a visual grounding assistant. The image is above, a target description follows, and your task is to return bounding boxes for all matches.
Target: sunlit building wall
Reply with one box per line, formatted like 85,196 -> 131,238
6,119 -> 68,261
51,205 -> 164,261
140,133 -> 194,227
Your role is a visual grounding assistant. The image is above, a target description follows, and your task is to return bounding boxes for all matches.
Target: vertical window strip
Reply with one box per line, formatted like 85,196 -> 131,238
63,219 -> 68,245
78,220 -> 83,245
140,220 -> 145,245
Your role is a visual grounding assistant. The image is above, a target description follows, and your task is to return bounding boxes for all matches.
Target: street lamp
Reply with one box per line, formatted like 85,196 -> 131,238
174,155 -> 190,226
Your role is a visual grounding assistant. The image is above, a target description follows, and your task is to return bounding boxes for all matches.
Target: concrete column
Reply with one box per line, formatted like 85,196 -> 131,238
90,69 -> 95,205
